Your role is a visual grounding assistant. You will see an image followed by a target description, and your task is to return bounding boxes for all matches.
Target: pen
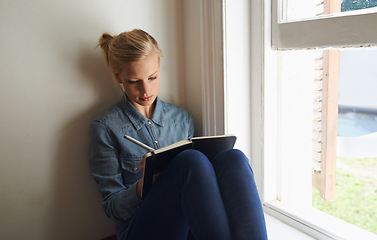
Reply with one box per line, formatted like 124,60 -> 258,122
124,134 -> 155,151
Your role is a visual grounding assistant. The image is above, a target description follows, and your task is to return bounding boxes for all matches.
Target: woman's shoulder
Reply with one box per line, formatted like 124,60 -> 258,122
91,99 -> 128,126
157,99 -> 194,137
159,99 -> 192,119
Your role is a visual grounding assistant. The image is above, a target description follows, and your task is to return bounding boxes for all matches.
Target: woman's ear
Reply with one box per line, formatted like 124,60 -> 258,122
114,72 -> 122,84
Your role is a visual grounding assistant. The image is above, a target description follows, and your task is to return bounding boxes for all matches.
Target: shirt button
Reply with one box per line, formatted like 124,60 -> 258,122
134,167 -> 138,172
154,140 -> 158,144
148,121 -> 152,125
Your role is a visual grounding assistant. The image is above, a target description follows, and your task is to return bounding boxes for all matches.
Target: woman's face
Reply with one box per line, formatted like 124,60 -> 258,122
115,50 -> 160,116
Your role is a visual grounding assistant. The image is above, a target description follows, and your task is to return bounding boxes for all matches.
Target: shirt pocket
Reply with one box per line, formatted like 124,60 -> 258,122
120,156 -> 143,186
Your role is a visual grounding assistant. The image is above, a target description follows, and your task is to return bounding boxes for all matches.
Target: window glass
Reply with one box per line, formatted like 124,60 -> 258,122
278,48 -> 377,235
282,0 -> 377,22
312,48 -> 377,234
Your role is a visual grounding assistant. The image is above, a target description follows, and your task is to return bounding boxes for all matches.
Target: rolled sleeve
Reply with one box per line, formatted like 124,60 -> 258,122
109,181 -> 141,219
89,121 -> 141,222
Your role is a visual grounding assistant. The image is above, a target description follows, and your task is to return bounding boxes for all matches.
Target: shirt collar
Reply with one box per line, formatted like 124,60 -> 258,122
121,95 -> 164,130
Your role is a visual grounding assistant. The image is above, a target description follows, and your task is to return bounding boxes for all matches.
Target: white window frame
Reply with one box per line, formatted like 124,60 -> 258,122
200,0 -> 377,239
200,0 -> 226,137
272,0 -> 377,50
263,1 -> 377,240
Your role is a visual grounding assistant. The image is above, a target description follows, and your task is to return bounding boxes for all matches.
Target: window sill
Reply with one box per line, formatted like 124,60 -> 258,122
264,201 -> 377,240
265,213 -> 317,240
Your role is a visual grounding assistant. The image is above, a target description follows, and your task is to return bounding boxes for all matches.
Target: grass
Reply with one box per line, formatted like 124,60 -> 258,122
312,157 -> 377,235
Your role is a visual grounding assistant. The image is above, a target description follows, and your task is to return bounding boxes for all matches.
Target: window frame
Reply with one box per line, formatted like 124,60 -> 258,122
262,1 -> 377,239
272,0 -> 377,50
199,0 -> 377,238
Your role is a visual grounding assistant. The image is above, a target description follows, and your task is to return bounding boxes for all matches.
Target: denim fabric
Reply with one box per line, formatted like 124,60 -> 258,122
89,96 -> 194,237
126,149 -> 268,240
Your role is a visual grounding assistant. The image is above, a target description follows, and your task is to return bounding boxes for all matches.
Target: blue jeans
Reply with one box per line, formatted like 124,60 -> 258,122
126,149 -> 268,240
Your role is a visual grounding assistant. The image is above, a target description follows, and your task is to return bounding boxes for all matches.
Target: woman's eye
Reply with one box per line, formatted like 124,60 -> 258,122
128,80 -> 138,84
149,76 -> 157,81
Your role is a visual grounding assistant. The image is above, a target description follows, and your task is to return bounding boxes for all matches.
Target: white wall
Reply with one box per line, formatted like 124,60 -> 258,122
0,0 -> 186,239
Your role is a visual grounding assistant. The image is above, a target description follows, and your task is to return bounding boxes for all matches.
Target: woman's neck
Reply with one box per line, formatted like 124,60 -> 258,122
134,101 -> 156,119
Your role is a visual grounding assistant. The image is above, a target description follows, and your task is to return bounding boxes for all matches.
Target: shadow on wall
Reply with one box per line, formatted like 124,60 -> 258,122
45,43 -> 121,239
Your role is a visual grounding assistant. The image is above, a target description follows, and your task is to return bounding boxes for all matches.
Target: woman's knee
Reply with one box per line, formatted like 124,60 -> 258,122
172,149 -> 212,172
214,149 -> 249,167
168,149 -> 216,187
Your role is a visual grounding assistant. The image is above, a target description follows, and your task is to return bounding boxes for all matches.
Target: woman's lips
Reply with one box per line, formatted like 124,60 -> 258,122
140,96 -> 152,102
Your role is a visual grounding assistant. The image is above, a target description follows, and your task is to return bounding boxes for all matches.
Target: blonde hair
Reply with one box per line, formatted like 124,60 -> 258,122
97,29 -> 162,74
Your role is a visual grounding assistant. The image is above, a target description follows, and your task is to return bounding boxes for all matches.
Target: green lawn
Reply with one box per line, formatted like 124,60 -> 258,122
312,157 -> 377,234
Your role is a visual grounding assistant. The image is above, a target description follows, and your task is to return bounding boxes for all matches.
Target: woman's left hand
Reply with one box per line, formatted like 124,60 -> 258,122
136,151 -> 152,199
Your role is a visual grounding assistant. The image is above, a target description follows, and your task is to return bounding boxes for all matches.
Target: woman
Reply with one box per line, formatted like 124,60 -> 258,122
89,29 -> 267,240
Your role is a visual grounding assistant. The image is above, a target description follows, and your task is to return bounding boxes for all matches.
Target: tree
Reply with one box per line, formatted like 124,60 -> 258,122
341,0 -> 377,12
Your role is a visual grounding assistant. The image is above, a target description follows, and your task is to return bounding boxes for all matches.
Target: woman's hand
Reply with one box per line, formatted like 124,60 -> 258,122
140,154 -> 146,173
136,151 -> 151,199
136,178 -> 143,199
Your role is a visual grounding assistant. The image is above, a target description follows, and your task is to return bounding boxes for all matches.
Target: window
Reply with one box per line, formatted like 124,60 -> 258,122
200,1 -> 377,238
260,0 -> 377,239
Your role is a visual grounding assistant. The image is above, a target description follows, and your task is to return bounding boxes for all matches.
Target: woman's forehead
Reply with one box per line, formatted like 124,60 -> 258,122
119,53 -> 160,78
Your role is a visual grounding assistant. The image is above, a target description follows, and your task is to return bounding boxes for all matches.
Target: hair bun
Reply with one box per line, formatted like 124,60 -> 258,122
97,33 -> 114,65
98,33 -> 113,49
101,33 -> 113,40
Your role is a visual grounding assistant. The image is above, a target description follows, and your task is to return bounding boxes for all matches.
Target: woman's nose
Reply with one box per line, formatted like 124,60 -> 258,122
141,81 -> 149,94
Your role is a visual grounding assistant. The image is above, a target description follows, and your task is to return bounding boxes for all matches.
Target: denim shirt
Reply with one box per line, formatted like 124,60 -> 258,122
89,96 -> 194,238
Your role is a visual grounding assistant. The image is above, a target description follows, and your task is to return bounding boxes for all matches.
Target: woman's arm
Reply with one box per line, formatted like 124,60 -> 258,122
89,121 -> 141,222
